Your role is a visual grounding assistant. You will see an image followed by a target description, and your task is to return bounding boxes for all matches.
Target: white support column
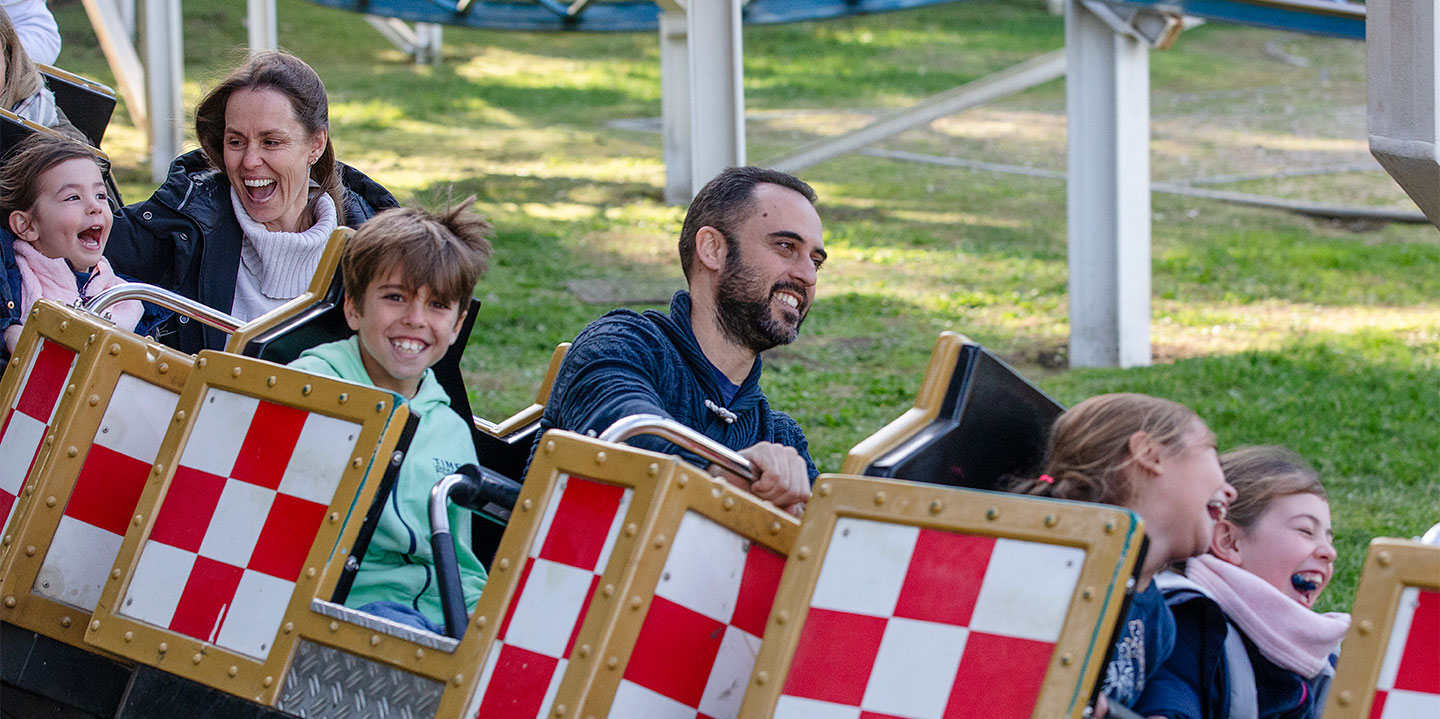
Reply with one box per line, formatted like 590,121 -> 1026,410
416,23 -> 443,65
1065,0 -> 1152,368
686,0 -> 744,194
145,0 -> 184,183
1367,0 -> 1440,226
116,0 -> 137,39
659,9 -> 692,204
248,0 -> 278,52
83,0 -> 148,133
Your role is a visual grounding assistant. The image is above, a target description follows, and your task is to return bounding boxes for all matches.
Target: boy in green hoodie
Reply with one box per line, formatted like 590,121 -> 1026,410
289,199 -> 493,634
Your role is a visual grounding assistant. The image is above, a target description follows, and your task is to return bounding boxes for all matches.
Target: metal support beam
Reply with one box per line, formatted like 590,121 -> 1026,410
145,0 -> 184,184
81,0 -> 148,135
248,0 -> 278,52
771,50 -> 1067,174
686,0 -> 744,195
1367,0 -> 1440,226
659,10 -> 692,204
363,16 -> 444,64
1065,0 -> 1152,368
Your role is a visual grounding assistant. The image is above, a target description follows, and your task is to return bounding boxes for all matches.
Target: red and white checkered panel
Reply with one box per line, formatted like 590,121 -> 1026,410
115,388 -> 361,660
32,374 -> 179,610
1371,587 -> 1440,719
610,510 -> 786,719
0,340 -> 77,536
774,517 -> 1085,719
471,474 -> 633,719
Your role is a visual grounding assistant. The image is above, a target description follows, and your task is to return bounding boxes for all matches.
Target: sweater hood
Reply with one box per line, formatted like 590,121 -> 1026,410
642,291 -> 765,410
294,335 -> 451,414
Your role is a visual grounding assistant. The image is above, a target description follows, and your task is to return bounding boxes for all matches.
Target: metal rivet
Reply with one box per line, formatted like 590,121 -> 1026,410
351,458 -> 362,469
1061,654 -> 1072,666
602,584 -> 615,598
370,635 -> 381,647
415,649 -> 425,660
606,656 -> 619,669
797,547 -> 810,560
66,446 -> 78,458
266,376 -> 277,387
1358,620 -> 1373,635
124,631 -> 134,642
232,367 -> 242,377
676,475 -> 688,488
577,644 -> 591,658
595,451 -> 607,465
45,435 -> 54,446
1104,521 -> 1116,534
112,568 -> 122,579
45,496 -> 56,507
723,497 -> 735,510
338,393 -> 348,404
227,665 -> 238,677
545,440 -> 556,454
624,523 -> 637,537
132,514 -> 143,526
648,463 -> 660,476
197,357 -> 207,368
929,500 -> 944,514
301,384 -> 313,396
158,642 -> 167,653
1082,588 -> 1094,600
174,410 -> 186,423
1045,514 -> 1058,527
654,535 -> 666,549
769,521 -> 782,535
817,482 -> 831,497
263,676 -> 273,687
711,487 -> 723,499
284,622 -> 294,634
553,704 -> 566,717
153,464 -> 165,475
329,512 -> 339,523
108,344 -> 121,356
985,508 -> 999,520
873,491 -> 886,505
1377,551 -> 1392,567
452,674 -> 464,686
24,545 -> 36,556
376,401 -> 386,413
158,363 -> 169,374
475,615 -> 487,627
1337,690 -> 1353,706
329,621 -> 339,632
776,610 -> 789,625
3,596 -> 15,608
521,499 -> 533,512
87,394 -> 100,406
498,558 -> 510,571
90,620 -> 101,631
630,596 -> 643,610
192,653 -> 203,665
60,616 -> 72,628
306,567 -> 316,578
1,535 -> 9,546
67,383 -> 76,394
755,671 -> 768,686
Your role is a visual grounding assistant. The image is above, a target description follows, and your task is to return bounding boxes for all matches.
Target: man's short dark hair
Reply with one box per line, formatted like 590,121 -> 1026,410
678,166 -> 817,280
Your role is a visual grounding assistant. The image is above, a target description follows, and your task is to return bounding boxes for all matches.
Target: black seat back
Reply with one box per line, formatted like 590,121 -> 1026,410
38,65 -> 116,148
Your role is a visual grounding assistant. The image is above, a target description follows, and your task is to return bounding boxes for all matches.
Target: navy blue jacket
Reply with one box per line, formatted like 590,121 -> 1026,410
531,291 -> 818,479
104,149 -> 397,354
1133,587 -> 1330,719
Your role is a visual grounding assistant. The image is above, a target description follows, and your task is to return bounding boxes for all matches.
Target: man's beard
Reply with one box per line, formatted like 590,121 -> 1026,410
714,247 -> 808,353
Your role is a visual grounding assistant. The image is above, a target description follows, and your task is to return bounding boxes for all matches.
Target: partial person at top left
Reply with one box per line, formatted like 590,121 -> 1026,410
0,0 -> 59,65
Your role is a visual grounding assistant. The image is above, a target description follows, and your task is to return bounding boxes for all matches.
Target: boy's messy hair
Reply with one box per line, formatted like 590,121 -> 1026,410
0,133 -> 107,216
1219,445 -> 1326,531
1011,392 -> 1201,506
342,195 -> 494,311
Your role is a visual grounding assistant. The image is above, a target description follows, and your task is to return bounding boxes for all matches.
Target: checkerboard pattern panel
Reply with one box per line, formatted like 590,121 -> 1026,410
33,374 -> 179,610
774,517 -> 1085,719
1371,587 -> 1440,719
0,340 -> 77,536
472,474 -> 633,719
610,510 -> 786,719
115,388 -> 361,660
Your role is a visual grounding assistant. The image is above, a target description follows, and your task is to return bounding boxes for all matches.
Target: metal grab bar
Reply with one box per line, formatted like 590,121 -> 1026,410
83,282 -> 243,334
598,414 -> 756,484
427,464 -> 524,639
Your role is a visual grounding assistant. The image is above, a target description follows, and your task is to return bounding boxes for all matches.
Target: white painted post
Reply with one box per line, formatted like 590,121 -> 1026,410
686,0 -> 744,195
1065,0 -> 1152,368
144,0 -> 183,184
1367,0 -> 1440,227
659,9 -> 692,204
417,22 -> 443,64
247,0 -> 278,52
116,0 -> 136,38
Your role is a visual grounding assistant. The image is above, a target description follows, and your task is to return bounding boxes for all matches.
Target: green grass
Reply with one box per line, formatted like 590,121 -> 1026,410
51,0 -> 1439,613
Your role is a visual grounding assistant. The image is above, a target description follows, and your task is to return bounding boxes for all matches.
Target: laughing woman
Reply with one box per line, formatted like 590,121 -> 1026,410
106,51 -> 397,353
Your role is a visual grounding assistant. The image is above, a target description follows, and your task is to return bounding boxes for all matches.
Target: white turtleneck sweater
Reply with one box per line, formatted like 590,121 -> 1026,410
229,189 -> 338,322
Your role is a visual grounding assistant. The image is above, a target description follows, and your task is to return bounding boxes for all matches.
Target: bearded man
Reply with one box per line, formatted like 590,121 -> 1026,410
532,167 -> 825,514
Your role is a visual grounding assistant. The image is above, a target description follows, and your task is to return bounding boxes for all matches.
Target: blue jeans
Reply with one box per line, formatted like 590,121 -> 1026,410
356,601 -> 446,635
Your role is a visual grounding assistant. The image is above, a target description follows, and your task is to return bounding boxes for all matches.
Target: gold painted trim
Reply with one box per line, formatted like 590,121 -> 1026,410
474,342 -> 570,438
739,475 -> 1143,719
38,64 -> 117,99
85,350 -> 403,705
555,458 -> 801,719
223,227 -> 351,353
841,332 -> 971,475
434,430 -> 677,718
1324,537 -> 1440,718
0,108 -> 111,164
0,303 -> 191,650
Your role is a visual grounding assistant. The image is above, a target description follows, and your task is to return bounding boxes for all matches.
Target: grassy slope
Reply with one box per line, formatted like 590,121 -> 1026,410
51,0 -> 1438,612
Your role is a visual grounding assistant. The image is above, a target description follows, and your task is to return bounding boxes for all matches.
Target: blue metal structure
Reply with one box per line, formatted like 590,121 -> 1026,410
309,0 -> 1363,37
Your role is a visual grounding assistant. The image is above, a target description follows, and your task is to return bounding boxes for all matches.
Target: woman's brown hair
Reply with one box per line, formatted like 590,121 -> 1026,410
1012,393 -> 1203,506
1219,445 -> 1326,531
193,51 -> 345,226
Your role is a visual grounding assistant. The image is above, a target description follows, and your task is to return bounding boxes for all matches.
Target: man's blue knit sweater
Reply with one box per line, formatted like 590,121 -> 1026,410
532,291 -> 817,480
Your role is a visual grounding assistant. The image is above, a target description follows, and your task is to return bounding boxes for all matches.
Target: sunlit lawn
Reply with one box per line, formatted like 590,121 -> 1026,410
52,0 -> 1438,611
